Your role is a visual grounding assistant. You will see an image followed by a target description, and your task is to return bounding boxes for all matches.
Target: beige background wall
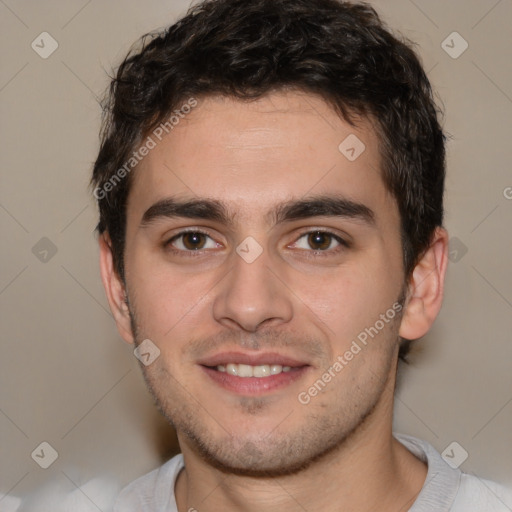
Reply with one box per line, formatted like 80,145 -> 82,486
1,0 -> 511,509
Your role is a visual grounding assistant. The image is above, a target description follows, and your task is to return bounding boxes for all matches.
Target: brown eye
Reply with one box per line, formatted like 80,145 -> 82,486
167,231 -> 217,252
290,230 -> 348,257
181,232 -> 207,250
307,231 -> 333,251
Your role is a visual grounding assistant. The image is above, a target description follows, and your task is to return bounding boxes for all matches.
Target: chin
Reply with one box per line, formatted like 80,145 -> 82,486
180,418 -> 356,478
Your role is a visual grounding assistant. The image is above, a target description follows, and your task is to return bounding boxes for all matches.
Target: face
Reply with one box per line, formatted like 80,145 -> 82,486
120,91 -> 406,475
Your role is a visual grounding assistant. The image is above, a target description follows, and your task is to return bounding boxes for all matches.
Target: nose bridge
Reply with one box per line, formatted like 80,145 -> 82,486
212,242 -> 293,332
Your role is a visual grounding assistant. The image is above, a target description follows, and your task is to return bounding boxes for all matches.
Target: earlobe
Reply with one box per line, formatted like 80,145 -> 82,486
98,233 -> 134,344
399,227 -> 449,341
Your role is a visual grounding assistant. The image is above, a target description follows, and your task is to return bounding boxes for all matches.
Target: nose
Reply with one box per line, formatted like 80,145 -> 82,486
212,245 -> 293,332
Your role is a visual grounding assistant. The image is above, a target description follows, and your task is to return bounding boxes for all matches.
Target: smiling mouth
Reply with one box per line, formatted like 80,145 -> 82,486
198,351 -> 311,394
212,363 -> 294,378
200,362 -> 310,396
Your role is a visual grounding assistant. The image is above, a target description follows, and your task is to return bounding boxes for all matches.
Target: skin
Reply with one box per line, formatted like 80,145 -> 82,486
100,90 -> 449,511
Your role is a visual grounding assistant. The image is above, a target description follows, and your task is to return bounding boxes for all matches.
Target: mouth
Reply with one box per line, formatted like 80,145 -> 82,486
198,352 -> 311,395
215,363 -> 293,378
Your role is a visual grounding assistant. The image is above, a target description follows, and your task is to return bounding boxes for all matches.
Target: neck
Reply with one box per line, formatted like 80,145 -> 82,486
174,383 -> 427,512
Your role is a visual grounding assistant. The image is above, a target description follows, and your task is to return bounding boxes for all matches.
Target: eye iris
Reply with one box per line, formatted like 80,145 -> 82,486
308,231 -> 331,250
183,232 -> 205,250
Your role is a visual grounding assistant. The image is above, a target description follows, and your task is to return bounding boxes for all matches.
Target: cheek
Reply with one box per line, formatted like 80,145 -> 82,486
306,263 -> 402,351
127,257 -> 210,341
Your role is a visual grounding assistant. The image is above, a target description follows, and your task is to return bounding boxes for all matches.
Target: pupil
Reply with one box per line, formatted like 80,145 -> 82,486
309,231 -> 330,250
184,233 -> 204,250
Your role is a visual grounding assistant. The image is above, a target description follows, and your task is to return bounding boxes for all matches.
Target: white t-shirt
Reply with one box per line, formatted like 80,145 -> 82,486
114,433 -> 512,511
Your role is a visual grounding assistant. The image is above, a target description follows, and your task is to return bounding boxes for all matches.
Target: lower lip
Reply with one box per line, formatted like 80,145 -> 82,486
201,365 -> 310,395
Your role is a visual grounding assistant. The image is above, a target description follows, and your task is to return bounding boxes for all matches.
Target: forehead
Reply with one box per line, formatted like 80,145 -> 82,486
127,90 -> 393,226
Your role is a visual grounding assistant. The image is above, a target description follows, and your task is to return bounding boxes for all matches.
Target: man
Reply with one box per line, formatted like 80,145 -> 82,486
91,0 -> 511,510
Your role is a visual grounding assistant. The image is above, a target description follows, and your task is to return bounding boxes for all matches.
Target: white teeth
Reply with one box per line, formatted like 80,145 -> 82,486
226,363 -> 238,376
253,365 -> 270,377
216,363 -> 294,377
270,365 -> 283,375
237,364 -> 253,377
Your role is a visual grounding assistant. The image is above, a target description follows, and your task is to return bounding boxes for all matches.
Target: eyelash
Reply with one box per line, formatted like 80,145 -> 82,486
164,229 -> 349,258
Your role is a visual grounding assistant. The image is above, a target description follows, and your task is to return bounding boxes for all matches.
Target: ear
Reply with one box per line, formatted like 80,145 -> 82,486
99,232 -> 134,344
399,227 -> 449,340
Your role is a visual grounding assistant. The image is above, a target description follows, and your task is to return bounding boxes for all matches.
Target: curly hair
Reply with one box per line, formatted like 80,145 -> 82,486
91,0 -> 446,358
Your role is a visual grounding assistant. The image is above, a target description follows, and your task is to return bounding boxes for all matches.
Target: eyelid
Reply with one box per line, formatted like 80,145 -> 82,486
288,229 -> 349,253
165,228 -> 219,251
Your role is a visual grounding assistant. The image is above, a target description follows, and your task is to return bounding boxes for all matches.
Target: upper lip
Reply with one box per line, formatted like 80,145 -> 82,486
198,351 -> 310,368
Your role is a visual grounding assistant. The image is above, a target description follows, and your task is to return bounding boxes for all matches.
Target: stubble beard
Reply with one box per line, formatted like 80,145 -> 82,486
127,301 -> 402,477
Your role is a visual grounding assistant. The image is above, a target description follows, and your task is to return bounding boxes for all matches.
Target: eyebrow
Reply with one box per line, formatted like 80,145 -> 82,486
140,194 -> 375,228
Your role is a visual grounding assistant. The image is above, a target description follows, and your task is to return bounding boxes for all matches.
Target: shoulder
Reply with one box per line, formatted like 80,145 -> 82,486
113,453 -> 184,512
452,473 -> 512,511
394,433 -> 512,512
